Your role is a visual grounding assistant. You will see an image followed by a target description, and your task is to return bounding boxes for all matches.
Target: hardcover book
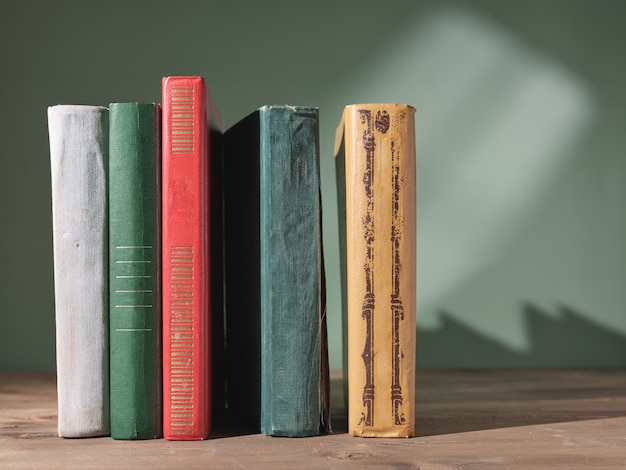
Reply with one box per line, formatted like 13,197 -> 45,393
335,103 -> 417,437
47,105 -> 110,438
161,76 -> 221,440
223,105 -> 330,437
108,102 -> 162,440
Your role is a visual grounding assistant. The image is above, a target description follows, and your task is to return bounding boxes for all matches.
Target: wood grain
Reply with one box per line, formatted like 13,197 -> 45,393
1,369 -> 625,469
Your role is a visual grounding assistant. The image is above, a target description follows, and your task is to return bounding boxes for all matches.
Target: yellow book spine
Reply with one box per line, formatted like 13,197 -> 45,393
337,103 -> 416,437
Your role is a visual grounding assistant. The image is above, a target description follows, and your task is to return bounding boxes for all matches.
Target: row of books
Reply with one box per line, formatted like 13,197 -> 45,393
47,76 -> 416,440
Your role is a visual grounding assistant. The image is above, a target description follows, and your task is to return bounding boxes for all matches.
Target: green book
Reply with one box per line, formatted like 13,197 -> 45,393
108,102 -> 161,440
223,105 -> 330,437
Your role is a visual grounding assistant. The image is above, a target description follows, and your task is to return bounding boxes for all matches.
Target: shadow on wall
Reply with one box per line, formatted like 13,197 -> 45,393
417,305 -> 626,368
322,3 -> 602,369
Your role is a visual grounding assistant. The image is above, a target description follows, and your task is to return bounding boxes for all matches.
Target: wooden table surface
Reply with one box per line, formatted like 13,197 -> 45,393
1,369 -> 625,469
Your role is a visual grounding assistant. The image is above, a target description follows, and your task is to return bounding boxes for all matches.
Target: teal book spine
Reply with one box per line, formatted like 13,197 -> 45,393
259,106 -> 328,437
108,102 -> 162,440
222,106 -> 329,437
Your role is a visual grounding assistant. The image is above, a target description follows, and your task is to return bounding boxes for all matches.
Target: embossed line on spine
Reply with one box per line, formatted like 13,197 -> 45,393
169,246 -> 195,429
170,86 -> 195,154
358,109 -> 376,428
113,245 -> 155,310
390,138 -> 406,426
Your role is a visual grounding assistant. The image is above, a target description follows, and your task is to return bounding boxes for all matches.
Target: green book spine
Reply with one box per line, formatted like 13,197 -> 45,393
259,106 -> 329,437
223,106 -> 329,437
108,102 -> 162,440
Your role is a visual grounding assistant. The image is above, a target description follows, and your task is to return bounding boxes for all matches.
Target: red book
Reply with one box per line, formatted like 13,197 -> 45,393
162,76 -> 220,440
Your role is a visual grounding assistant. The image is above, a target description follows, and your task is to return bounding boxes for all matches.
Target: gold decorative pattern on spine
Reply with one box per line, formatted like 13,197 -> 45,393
170,86 -> 195,154
390,132 -> 406,426
358,109 -> 376,427
169,245 -> 195,429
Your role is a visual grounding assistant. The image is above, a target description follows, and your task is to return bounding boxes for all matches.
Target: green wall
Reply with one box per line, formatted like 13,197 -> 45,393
1,0 -> 624,371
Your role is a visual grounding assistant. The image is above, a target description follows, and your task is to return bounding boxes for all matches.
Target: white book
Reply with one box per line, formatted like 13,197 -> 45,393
48,105 -> 110,438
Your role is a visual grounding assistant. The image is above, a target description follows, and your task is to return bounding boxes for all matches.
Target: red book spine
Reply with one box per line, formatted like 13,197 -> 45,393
162,76 -> 211,440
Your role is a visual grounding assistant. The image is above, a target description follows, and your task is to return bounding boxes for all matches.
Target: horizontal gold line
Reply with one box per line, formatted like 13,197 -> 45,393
115,328 -> 153,332
115,290 -> 152,293
115,246 -> 153,249
115,305 -> 153,308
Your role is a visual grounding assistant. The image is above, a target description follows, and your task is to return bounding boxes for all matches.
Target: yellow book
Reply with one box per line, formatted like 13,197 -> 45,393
335,103 -> 416,437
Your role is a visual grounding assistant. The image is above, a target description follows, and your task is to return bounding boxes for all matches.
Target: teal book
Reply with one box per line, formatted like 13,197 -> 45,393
108,102 -> 162,440
223,105 -> 330,437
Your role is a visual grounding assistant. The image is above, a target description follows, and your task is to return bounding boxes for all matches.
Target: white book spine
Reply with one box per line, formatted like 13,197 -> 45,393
48,105 -> 110,438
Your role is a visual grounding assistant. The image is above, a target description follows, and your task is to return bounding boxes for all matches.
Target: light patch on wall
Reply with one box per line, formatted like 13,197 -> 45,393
328,5 -> 595,351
